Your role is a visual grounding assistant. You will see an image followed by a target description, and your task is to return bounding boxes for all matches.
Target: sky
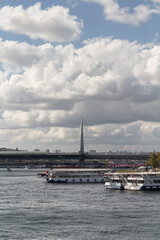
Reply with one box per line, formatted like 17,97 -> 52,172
0,0 -> 160,152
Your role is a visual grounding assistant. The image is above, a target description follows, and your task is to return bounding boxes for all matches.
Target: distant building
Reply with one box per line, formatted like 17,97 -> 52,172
55,150 -> 61,153
0,147 -> 19,151
34,149 -> 40,152
90,150 -> 96,154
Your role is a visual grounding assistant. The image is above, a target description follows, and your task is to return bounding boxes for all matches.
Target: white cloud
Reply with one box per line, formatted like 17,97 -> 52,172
0,37 -> 160,150
1,121 -> 160,152
82,0 -> 160,26
110,121 -> 160,149
0,3 -> 83,42
0,39 -> 40,67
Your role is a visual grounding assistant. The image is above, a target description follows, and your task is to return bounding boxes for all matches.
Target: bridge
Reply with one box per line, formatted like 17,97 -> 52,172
0,151 -> 149,160
0,151 -> 149,168
0,120 -> 150,167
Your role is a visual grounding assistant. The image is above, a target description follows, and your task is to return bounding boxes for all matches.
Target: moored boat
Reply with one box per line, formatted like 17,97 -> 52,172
45,168 -> 108,183
104,172 -> 160,191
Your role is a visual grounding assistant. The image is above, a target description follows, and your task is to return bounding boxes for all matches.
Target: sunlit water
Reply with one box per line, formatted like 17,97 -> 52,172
0,168 -> 160,240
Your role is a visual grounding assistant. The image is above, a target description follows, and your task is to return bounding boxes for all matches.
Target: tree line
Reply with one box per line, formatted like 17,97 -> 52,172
147,151 -> 160,169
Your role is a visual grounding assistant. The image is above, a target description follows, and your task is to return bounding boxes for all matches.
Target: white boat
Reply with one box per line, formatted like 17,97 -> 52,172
104,173 -> 125,190
104,172 -> 160,191
46,168 -> 108,183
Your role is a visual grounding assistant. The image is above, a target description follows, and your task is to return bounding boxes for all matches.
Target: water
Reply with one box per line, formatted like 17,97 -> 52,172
0,169 -> 160,240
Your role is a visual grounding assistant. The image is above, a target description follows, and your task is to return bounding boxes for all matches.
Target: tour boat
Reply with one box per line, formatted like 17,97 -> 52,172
104,172 -> 160,191
46,168 -> 108,183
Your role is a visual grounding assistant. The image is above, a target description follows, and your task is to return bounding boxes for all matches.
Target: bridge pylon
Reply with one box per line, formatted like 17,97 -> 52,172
79,119 -> 85,167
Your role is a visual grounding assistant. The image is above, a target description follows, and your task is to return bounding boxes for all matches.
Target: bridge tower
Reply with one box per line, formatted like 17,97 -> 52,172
80,118 -> 84,154
79,119 -> 85,166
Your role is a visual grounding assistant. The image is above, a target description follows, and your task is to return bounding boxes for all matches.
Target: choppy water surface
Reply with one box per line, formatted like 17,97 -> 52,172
0,168 -> 160,240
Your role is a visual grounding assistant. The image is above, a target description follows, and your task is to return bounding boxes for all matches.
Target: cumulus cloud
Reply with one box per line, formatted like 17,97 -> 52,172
0,3 -> 83,42
1,121 -> 160,152
109,121 -> 160,150
0,127 -> 81,151
82,0 -> 160,26
0,39 -> 40,67
0,37 -> 160,150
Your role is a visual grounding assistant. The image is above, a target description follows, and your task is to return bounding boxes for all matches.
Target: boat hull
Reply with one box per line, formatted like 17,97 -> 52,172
140,185 -> 160,191
105,182 -> 124,190
47,178 -> 105,183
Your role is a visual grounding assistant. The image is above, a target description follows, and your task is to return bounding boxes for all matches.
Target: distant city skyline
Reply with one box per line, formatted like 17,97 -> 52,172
0,1 -> 160,151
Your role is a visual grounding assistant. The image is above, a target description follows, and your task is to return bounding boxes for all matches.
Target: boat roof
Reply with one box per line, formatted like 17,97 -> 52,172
106,171 -> 160,176
50,168 -> 108,172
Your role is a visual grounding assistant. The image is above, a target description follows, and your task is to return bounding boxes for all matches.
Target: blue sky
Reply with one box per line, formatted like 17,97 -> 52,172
0,0 -> 160,152
1,0 -> 160,46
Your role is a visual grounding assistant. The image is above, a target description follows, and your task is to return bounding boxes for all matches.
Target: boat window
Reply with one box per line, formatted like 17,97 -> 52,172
115,179 -> 120,183
80,179 -> 82,182
87,179 -> 89,182
72,179 -> 75,182
128,180 -> 134,183
153,180 -> 160,183
138,180 -> 144,184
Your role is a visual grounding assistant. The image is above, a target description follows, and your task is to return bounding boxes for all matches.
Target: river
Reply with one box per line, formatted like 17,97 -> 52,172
0,168 -> 160,240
